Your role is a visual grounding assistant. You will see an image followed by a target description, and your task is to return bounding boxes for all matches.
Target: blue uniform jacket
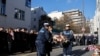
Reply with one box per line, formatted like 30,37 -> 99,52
62,30 -> 74,41
36,27 -> 49,42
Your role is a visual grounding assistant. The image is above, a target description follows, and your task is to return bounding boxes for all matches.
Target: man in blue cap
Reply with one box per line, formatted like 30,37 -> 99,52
35,23 -> 52,56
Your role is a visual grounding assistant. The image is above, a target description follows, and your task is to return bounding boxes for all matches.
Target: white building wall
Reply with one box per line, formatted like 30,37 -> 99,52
93,15 -> 99,32
92,0 -> 100,33
0,0 -> 31,29
90,19 -> 94,33
48,11 -> 63,20
96,0 -> 100,44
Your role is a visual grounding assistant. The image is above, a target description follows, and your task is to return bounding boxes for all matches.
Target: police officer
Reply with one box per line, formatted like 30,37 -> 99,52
0,27 -> 8,54
29,30 -> 37,52
35,23 -> 51,56
62,24 -> 74,56
19,28 -> 28,53
13,28 -> 21,52
7,28 -> 15,54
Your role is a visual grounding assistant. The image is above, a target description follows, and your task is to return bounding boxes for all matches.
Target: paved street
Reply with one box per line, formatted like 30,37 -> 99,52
9,46 -> 94,56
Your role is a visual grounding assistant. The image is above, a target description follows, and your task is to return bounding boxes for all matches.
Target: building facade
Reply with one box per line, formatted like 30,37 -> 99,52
31,7 -> 47,31
96,0 -> 100,44
62,9 -> 86,26
0,0 -> 31,29
91,0 -> 100,33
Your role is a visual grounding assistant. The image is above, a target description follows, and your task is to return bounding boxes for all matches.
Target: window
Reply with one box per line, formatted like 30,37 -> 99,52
33,26 -> 36,28
34,18 -> 36,21
0,0 -> 6,15
14,8 -> 25,20
25,0 -> 31,8
34,10 -> 36,14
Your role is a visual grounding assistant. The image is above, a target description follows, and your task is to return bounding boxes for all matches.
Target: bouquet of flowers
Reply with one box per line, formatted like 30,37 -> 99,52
53,34 -> 69,44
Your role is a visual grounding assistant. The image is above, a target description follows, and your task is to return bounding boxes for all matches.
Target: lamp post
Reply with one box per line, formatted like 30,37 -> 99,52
81,0 -> 85,34
82,0 -> 84,15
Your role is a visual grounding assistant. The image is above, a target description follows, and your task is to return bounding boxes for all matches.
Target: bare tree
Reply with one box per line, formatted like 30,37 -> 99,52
39,15 -> 54,30
54,14 -> 84,33
54,14 -> 72,31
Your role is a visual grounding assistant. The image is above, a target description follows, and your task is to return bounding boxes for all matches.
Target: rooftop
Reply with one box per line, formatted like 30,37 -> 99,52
31,7 -> 43,11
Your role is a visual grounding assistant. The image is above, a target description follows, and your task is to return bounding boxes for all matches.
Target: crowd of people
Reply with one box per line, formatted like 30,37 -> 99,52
0,23 -> 98,56
74,34 -> 98,46
0,27 -> 38,54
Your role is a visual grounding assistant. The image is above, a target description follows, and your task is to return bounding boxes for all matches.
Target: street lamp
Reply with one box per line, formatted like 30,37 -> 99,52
81,0 -> 85,34
82,0 -> 84,15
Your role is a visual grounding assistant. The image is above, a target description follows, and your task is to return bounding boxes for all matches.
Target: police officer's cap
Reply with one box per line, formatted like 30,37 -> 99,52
44,23 -> 49,26
66,24 -> 70,27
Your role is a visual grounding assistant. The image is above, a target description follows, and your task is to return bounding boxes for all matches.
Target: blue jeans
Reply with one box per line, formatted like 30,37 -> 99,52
63,43 -> 72,55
